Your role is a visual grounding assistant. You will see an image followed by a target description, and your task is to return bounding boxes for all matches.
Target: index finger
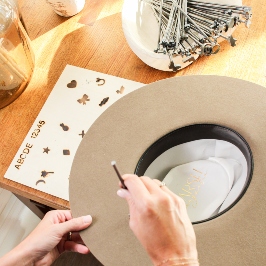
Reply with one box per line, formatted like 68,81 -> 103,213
45,210 -> 73,223
122,174 -> 150,202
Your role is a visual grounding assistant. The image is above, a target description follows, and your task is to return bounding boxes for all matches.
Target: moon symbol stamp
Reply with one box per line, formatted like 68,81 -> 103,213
36,179 -> 46,186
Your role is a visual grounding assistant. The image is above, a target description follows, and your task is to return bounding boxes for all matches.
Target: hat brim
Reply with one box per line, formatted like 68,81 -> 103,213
70,75 -> 266,265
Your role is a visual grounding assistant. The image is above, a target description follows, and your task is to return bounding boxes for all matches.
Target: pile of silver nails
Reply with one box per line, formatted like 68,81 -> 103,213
142,0 -> 252,71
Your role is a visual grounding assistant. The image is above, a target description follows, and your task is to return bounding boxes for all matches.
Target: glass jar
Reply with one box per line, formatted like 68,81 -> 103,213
0,0 -> 34,109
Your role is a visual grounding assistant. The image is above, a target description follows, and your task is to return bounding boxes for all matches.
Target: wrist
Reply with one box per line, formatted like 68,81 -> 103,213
153,257 -> 199,266
149,249 -> 199,266
150,250 -> 198,266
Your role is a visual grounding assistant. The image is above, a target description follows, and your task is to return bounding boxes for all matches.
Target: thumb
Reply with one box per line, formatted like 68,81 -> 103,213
59,215 -> 92,235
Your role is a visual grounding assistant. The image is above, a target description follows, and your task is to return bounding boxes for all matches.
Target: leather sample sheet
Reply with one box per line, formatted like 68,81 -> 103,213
4,65 -> 143,200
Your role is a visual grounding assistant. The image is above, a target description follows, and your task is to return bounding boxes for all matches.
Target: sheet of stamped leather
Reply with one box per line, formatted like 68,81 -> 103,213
4,65 -> 143,200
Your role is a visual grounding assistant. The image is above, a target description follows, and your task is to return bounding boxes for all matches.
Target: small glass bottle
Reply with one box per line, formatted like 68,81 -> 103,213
0,0 -> 34,109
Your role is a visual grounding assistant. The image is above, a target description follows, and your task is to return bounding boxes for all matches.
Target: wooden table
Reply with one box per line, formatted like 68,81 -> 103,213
0,0 -> 265,211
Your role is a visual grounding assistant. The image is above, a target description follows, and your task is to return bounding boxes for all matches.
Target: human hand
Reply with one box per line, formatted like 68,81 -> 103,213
117,174 -> 198,266
0,210 -> 92,266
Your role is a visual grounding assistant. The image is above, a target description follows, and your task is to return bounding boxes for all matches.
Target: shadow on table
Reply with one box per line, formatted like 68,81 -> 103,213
46,13 -> 177,92
20,1 -> 69,40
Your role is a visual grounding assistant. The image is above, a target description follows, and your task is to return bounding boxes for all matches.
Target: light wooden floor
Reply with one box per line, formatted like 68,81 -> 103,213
0,188 -> 40,257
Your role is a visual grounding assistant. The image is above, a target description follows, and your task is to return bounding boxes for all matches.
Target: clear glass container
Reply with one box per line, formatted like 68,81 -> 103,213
0,0 -> 34,109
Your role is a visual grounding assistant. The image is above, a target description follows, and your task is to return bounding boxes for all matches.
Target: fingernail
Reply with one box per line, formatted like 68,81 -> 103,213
117,189 -> 126,198
83,215 -> 92,224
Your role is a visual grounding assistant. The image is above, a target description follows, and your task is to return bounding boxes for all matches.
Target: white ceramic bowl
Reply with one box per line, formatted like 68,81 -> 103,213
122,0 -> 242,71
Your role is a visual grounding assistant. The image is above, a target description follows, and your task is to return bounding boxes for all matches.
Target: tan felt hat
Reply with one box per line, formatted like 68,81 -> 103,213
69,75 -> 266,266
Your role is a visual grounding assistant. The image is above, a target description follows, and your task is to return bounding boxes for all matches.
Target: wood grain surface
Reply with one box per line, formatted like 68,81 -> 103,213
0,0 -> 265,210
